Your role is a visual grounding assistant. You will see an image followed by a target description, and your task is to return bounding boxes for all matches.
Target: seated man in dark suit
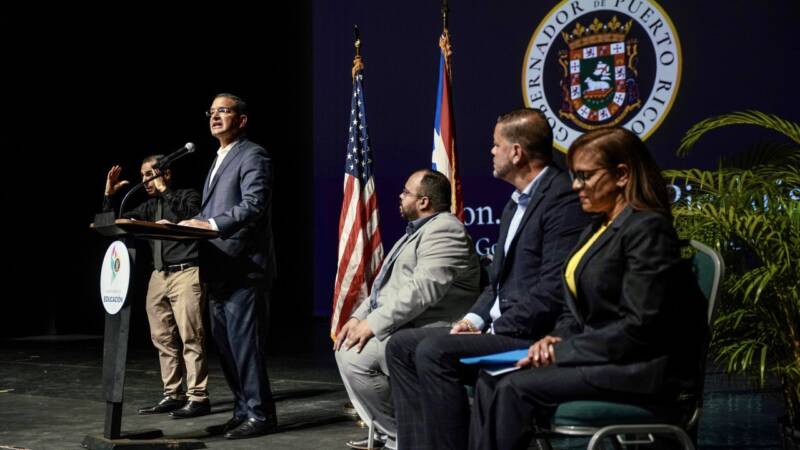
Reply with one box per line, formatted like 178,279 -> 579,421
386,108 -> 591,450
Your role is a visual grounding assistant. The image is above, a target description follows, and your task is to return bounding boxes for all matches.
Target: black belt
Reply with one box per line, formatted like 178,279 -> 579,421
162,262 -> 198,273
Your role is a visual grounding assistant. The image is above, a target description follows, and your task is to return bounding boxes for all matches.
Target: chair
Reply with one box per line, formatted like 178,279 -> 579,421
538,240 -> 724,450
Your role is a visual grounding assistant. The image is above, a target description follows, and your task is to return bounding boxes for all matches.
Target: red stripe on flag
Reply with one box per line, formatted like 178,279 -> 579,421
332,180 -> 358,299
331,176 -> 382,338
438,43 -> 464,222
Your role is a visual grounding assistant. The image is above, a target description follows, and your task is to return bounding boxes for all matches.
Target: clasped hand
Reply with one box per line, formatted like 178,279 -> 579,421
450,319 -> 481,335
516,335 -> 562,368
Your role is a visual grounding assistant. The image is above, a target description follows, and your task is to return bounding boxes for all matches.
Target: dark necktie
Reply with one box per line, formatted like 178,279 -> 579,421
153,199 -> 164,271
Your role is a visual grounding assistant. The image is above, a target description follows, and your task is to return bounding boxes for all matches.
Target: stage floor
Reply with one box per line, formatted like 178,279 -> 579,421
0,323 -> 785,449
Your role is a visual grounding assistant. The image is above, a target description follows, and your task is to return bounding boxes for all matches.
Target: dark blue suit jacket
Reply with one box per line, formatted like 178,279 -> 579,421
552,207 -> 707,396
199,138 -> 276,282
468,164 -> 590,339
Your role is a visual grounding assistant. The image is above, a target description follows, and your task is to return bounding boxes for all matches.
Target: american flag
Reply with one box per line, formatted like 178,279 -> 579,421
330,61 -> 384,339
431,29 -> 464,221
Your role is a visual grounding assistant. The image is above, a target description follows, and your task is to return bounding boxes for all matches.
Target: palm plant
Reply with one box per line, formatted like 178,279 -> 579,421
664,111 -> 800,432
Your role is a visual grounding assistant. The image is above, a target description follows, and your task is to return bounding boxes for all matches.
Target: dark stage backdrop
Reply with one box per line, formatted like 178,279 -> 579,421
3,6 -> 312,340
2,2 -> 797,339
312,1 -> 799,316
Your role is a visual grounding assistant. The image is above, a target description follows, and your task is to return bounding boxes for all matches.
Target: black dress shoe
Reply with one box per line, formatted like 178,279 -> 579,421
138,396 -> 185,415
169,400 -> 211,419
222,416 -> 246,433
224,417 -> 277,440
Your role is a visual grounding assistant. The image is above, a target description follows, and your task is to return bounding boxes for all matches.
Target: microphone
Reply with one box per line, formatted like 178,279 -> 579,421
152,142 -> 196,170
118,142 -> 196,218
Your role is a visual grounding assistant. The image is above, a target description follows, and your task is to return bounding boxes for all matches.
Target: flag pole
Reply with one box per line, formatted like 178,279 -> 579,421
332,24 -> 384,340
432,0 -> 463,220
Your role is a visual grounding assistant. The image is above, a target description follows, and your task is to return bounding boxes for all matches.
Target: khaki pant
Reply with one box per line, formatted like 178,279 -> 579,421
146,266 -> 208,402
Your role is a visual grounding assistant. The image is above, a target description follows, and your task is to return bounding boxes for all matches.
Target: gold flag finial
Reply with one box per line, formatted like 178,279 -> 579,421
352,25 -> 364,80
441,0 -> 449,32
439,0 -> 453,74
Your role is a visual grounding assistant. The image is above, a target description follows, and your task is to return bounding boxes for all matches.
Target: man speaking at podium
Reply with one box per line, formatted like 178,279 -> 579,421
179,93 -> 278,440
102,157 -> 210,418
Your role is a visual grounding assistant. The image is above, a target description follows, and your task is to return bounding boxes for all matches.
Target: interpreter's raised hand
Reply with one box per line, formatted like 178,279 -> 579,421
151,168 -> 167,193
105,165 -> 129,196
450,319 -> 481,335
178,219 -> 212,229
517,335 -> 562,368
333,318 -> 359,351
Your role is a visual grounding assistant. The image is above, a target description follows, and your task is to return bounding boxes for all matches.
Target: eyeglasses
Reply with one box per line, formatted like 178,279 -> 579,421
570,168 -> 607,185
205,107 -> 235,117
401,188 -> 427,199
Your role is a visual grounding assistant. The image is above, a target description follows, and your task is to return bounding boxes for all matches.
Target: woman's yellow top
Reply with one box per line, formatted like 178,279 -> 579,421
565,223 -> 609,297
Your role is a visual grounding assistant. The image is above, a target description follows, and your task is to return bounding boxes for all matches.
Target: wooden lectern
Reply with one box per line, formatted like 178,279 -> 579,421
84,212 -> 218,450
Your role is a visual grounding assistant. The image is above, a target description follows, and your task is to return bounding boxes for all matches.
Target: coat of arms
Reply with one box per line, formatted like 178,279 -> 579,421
558,16 -> 641,130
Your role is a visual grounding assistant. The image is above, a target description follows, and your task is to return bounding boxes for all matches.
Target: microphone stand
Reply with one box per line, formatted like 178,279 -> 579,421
117,173 -> 165,219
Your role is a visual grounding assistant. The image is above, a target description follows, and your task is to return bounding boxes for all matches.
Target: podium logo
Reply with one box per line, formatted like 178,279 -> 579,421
109,247 -> 122,283
100,241 -> 130,315
523,0 -> 681,152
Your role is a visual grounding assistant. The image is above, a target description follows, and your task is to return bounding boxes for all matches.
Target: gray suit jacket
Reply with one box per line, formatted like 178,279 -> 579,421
198,138 -> 276,281
352,212 -> 480,341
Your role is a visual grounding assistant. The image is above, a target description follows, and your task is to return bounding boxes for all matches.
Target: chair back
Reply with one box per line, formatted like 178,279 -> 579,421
681,240 -> 725,435
688,240 -> 724,324
544,240 -> 726,450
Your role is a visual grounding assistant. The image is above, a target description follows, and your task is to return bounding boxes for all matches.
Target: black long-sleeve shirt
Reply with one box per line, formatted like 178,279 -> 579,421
102,188 -> 201,266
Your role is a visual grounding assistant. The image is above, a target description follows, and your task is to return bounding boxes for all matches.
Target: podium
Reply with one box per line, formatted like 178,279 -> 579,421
84,213 -> 218,450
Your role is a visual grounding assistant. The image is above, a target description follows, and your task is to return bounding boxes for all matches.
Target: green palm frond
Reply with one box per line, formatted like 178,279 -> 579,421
671,111 -> 800,425
714,338 -> 770,383
677,110 -> 800,156
751,165 -> 800,188
731,265 -> 778,304
665,167 -> 798,197
720,141 -> 800,169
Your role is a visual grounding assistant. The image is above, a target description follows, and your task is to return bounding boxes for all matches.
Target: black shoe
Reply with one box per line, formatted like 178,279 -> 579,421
224,417 -> 277,440
222,416 -> 246,433
169,400 -> 211,419
138,396 -> 185,415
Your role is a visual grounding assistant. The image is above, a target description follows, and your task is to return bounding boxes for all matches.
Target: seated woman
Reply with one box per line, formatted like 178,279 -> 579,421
468,127 -> 707,450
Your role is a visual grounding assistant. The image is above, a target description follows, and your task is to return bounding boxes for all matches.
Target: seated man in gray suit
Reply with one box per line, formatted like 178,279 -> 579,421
334,169 -> 481,450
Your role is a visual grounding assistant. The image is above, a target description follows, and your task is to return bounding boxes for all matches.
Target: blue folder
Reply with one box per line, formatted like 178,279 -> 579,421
460,349 -> 529,366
